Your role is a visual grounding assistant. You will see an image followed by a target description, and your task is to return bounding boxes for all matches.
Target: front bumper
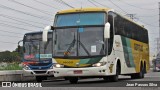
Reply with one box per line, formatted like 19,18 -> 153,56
53,65 -> 112,77
23,69 -> 54,76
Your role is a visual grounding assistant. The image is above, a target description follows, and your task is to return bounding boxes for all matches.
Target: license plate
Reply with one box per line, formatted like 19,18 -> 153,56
74,70 -> 82,74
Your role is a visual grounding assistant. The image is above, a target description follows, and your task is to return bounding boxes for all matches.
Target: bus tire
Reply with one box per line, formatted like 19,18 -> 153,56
69,77 -> 78,84
137,63 -> 144,79
36,76 -> 43,82
144,62 -> 147,73
103,76 -> 110,81
131,63 -> 144,79
110,63 -> 120,82
64,77 -> 69,80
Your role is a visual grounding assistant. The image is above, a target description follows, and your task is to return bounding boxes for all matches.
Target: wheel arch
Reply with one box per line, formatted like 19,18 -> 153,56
143,60 -> 147,73
114,57 -> 121,74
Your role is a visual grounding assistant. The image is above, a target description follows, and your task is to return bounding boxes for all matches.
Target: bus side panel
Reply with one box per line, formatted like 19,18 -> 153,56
113,35 -> 149,74
130,39 -> 149,73
112,35 -> 136,74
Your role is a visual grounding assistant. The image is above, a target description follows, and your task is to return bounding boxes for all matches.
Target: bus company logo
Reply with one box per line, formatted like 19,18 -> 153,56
2,82 -> 11,87
134,43 -> 143,51
39,67 -> 42,69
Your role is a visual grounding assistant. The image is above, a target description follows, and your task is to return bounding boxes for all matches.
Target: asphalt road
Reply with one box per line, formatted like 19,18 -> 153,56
40,69 -> 160,87
1,69 -> 160,90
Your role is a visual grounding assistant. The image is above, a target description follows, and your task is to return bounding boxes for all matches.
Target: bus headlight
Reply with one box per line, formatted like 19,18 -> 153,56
53,64 -> 64,68
92,62 -> 106,67
23,65 -> 30,70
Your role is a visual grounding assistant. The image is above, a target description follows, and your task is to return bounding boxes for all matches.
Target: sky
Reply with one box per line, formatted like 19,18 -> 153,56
0,0 -> 159,56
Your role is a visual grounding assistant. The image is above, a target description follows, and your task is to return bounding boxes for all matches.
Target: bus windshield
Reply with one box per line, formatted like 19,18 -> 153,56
55,12 -> 105,27
23,33 -> 52,61
54,27 -> 105,58
54,12 -> 106,58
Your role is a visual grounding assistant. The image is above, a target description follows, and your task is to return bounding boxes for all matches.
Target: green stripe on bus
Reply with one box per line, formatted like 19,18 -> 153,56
126,38 -> 135,67
121,36 -> 135,67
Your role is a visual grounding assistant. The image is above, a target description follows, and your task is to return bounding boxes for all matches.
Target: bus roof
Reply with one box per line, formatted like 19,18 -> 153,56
57,7 -> 112,14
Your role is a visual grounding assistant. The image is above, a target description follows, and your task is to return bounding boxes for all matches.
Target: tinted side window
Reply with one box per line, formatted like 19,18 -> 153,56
114,13 -> 148,44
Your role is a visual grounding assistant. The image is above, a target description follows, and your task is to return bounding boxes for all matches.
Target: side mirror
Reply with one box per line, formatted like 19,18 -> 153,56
104,22 -> 110,39
43,26 -> 54,42
18,45 -> 21,52
17,40 -> 23,53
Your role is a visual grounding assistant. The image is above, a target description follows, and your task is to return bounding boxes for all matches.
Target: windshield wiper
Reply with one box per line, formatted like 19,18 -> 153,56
64,31 -> 91,57
78,40 -> 91,56
64,33 -> 76,56
78,30 -> 91,56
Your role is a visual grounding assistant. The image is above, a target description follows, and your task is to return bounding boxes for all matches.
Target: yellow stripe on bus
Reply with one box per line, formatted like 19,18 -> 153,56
55,58 -> 90,67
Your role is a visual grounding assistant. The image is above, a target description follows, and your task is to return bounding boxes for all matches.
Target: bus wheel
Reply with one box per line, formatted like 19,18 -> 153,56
103,76 -> 110,81
64,77 -> 69,80
137,63 -> 144,79
36,76 -> 43,82
131,64 -> 144,79
110,64 -> 120,82
131,74 -> 136,79
69,77 -> 78,84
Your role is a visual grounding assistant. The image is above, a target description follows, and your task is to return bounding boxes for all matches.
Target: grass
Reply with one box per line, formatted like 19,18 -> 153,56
0,63 -> 22,70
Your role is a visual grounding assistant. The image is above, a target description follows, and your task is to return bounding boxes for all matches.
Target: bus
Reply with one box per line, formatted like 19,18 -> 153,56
20,31 -> 54,82
153,52 -> 160,72
153,59 -> 160,72
43,8 -> 149,84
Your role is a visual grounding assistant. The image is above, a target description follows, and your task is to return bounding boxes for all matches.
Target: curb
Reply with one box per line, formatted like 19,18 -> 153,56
0,70 -> 35,81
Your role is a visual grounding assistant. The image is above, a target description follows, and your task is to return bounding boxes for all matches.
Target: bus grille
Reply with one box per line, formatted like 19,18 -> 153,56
30,63 -> 50,66
34,71 -> 46,74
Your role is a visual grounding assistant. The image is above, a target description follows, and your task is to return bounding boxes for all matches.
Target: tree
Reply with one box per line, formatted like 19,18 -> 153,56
0,50 -> 21,63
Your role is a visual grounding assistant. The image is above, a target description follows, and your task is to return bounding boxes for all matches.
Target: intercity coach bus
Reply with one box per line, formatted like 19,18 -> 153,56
19,31 -> 54,82
43,8 -> 149,84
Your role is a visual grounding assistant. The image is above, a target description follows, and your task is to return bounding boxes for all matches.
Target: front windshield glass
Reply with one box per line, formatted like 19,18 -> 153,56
24,40 -> 39,60
54,28 -> 77,56
53,12 -> 105,58
55,12 -> 105,27
79,27 -> 104,56
54,27 -> 104,57
23,33 -> 52,60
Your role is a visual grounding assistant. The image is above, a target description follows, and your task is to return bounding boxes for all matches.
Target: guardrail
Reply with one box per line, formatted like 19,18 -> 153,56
0,70 -> 35,81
